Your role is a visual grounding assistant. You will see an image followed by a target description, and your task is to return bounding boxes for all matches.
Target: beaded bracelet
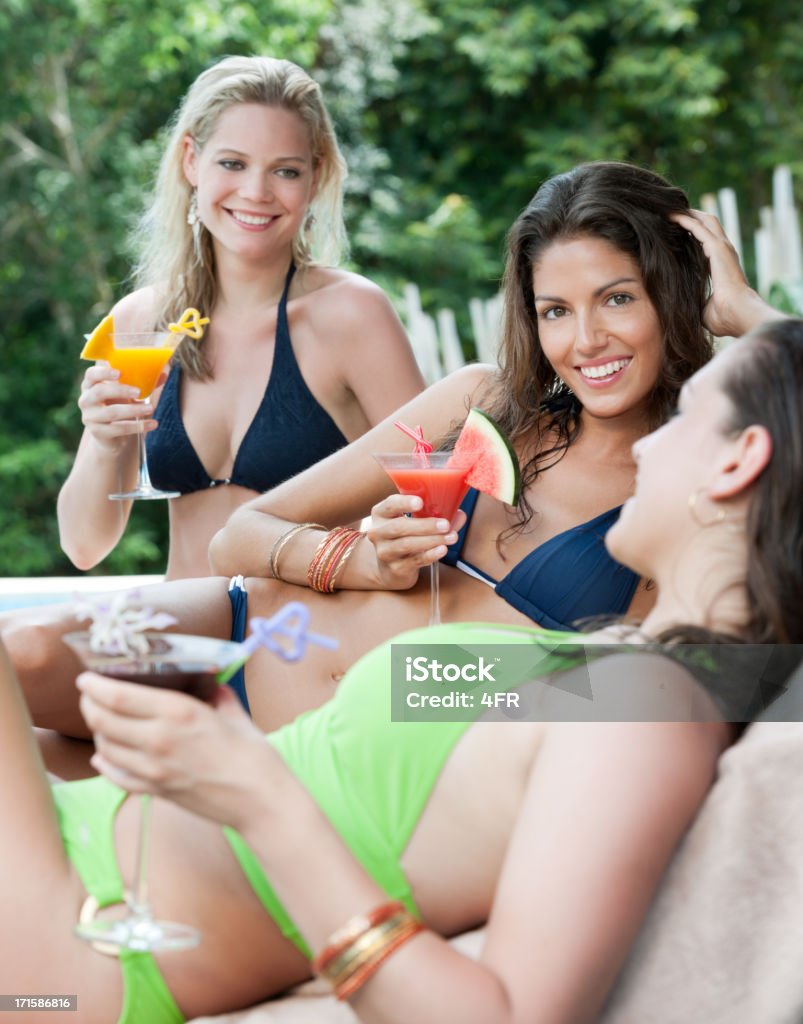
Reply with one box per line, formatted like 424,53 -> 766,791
269,522 -> 325,581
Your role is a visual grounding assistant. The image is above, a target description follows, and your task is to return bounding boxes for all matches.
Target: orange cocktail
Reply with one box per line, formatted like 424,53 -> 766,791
80,315 -> 182,399
80,324 -> 184,501
80,308 -> 208,501
107,345 -> 175,398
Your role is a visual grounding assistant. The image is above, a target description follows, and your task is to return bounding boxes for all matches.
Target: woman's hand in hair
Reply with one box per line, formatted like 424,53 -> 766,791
671,210 -> 786,338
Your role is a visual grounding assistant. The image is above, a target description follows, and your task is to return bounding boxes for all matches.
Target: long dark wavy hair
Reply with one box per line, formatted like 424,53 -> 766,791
479,162 -> 714,530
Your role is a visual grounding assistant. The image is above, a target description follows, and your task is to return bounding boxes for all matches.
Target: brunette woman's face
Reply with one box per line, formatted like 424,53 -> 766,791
532,236 -> 663,426
605,348 -> 740,578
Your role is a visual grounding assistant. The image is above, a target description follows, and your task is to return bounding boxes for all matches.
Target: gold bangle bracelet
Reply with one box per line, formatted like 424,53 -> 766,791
327,531 -> 365,591
321,911 -> 411,983
312,901 -> 407,975
334,920 -> 424,1001
269,522 -> 325,581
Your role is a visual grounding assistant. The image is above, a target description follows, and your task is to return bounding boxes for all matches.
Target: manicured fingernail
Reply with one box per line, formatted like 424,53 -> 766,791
436,519 -> 450,532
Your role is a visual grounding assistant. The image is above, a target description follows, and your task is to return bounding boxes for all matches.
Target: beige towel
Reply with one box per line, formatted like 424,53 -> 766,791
601,722 -> 803,1024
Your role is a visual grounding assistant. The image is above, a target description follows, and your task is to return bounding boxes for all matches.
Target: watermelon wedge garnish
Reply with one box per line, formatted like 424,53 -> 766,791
451,408 -> 521,506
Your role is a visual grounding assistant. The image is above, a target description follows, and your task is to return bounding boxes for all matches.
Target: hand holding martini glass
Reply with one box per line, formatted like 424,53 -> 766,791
374,414 -> 520,626
80,308 -> 209,501
65,592 -> 335,953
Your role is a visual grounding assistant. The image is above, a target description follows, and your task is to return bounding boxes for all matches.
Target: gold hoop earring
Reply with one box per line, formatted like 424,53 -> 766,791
688,489 -> 726,527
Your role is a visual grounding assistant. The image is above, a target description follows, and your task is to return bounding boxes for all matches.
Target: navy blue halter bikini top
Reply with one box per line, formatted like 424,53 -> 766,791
146,264 -> 348,495
442,488 -> 640,630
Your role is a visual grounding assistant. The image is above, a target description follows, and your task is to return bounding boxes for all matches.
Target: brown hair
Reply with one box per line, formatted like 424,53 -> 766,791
483,162 -> 714,529
717,319 -> 803,643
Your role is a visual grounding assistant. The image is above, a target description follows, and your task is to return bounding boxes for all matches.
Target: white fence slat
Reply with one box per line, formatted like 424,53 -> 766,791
470,295 -> 503,364
717,188 -> 743,264
755,225 -> 774,298
436,308 -> 465,374
403,282 -> 441,384
772,166 -> 802,282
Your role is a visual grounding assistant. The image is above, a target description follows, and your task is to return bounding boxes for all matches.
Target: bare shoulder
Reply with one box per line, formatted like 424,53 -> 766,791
294,266 -> 401,330
109,287 -> 159,331
437,362 -> 499,407
385,362 -> 498,421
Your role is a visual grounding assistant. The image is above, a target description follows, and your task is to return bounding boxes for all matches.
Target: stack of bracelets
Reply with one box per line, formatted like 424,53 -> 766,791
312,900 -> 425,1001
269,522 -> 365,593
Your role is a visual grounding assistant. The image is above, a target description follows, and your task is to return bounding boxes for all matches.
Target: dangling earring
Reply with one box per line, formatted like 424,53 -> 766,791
187,189 -> 203,265
688,489 -> 726,527
187,188 -> 199,227
304,209 -> 316,233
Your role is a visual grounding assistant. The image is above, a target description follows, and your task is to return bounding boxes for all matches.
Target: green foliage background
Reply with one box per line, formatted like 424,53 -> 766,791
1,0 -> 801,576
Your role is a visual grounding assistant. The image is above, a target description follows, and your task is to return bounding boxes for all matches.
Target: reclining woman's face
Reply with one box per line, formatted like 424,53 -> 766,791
532,234 -> 663,427
605,346 -> 742,581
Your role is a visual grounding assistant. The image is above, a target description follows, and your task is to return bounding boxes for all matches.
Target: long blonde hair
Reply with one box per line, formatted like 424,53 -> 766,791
131,55 -> 348,378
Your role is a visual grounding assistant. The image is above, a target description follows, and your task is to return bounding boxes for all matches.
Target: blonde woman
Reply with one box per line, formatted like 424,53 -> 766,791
57,55 -> 423,580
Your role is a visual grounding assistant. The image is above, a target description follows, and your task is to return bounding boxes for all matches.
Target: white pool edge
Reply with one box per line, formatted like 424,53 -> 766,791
0,576 -> 164,596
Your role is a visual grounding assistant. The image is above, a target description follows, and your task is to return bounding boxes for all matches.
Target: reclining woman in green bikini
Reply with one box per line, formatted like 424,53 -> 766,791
1,319 -> 801,1023
2,161 -> 783,749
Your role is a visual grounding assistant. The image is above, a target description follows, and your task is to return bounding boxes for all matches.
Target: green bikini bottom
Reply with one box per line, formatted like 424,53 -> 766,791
53,777 -> 184,1024
225,621 -> 582,958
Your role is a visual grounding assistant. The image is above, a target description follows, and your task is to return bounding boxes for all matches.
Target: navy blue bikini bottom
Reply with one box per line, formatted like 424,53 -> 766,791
227,576 -> 250,715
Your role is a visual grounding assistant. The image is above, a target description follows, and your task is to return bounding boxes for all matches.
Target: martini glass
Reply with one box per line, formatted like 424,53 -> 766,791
64,631 -> 244,952
96,330 -> 182,501
373,452 -> 470,625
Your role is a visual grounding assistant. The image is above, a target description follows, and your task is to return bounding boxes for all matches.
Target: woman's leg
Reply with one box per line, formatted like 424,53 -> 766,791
35,728 -> 96,780
0,641 -> 123,1021
0,577 -> 233,739
0,635 -> 310,1022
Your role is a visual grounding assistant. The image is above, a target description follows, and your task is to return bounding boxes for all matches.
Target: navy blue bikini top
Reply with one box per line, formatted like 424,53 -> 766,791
146,264 -> 348,495
442,488 -> 640,630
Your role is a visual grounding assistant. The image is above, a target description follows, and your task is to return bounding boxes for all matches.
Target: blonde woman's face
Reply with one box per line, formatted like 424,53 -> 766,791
183,103 -> 318,263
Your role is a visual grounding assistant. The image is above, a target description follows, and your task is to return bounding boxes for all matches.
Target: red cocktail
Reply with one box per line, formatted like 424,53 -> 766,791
373,452 -> 470,625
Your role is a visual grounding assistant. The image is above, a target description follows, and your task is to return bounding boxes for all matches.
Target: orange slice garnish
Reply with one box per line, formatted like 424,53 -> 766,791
80,314 -> 115,360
